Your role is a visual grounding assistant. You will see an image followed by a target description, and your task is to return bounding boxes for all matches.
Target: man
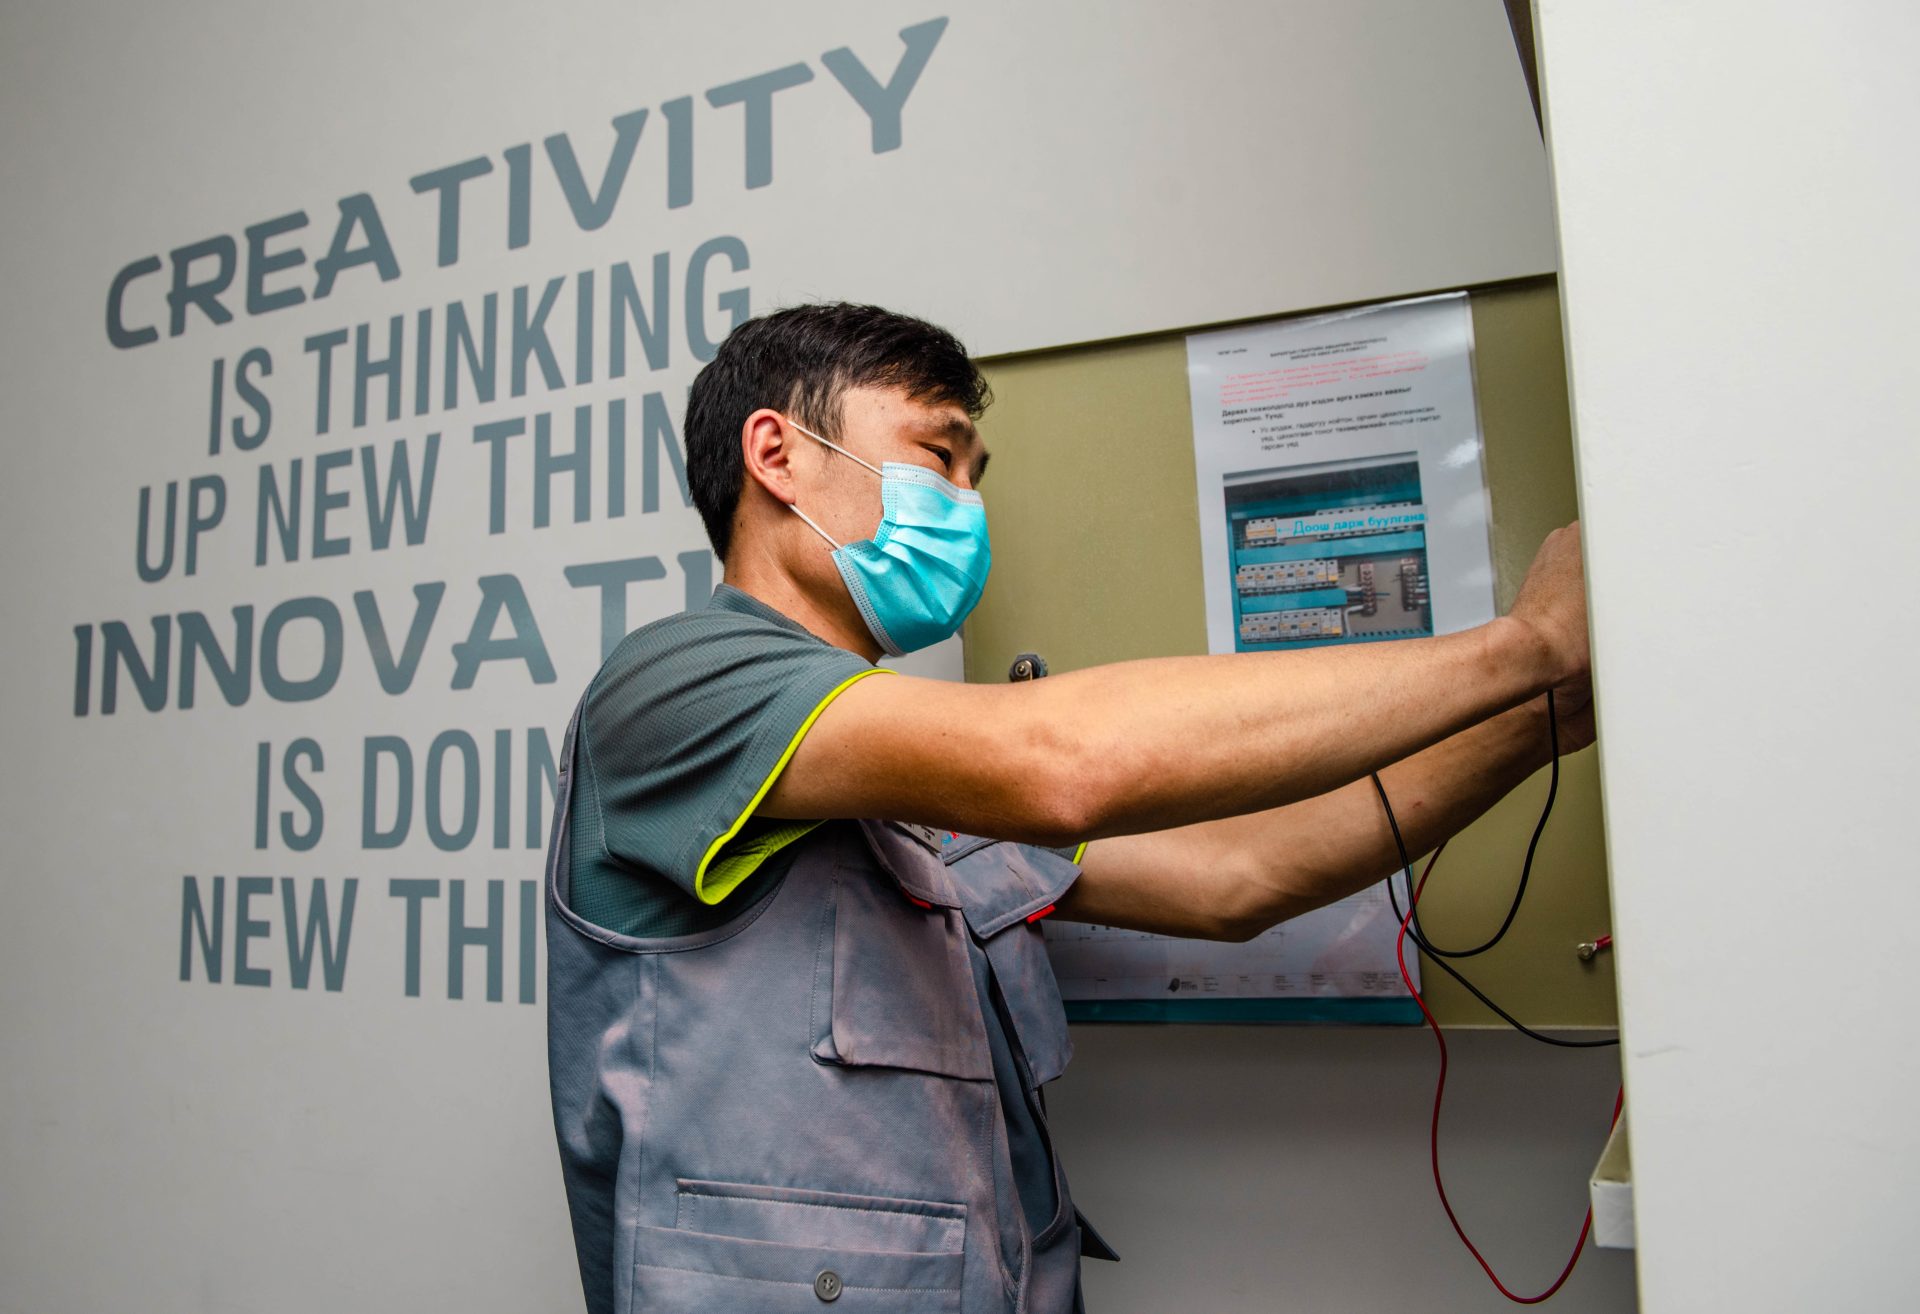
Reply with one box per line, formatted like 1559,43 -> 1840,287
543,302 -> 1592,1314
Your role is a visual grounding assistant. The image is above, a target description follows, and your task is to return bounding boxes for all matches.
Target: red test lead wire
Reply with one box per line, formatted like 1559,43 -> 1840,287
1395,845 -> 1625,1304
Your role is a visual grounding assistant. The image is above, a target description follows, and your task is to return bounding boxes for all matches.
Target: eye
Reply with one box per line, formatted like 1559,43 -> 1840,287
922,445 -> 954,469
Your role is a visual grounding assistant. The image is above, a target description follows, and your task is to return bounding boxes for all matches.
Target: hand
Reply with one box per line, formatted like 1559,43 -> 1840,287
1508,522 -> 1590,689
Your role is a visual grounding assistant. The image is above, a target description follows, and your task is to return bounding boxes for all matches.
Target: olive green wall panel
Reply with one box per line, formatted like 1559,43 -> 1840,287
965,277 -> 1617,1030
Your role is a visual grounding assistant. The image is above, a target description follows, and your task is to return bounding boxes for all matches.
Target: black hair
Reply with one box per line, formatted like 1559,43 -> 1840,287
683,301 -> 992,560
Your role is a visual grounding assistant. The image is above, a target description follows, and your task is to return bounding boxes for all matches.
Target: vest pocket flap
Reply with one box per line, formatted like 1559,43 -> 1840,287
674,1179 -> 965,1254
982,927 -> 1075,1088
633,1222 -> 964,1307
945,843 -> 1080,939
856,819 -> 962,909
810,874 -> 993,1080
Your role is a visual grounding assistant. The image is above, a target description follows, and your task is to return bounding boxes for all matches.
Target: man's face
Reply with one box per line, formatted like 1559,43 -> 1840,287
770,382 -> 991,654
792,383 -> 990,550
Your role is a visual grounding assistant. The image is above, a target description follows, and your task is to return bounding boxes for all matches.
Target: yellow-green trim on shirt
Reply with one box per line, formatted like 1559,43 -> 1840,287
1070,840 -> 1089,865
693,665 -> 896,905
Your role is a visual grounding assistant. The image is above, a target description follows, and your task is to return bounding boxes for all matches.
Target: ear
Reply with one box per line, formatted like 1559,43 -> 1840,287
740,408 -> 801,506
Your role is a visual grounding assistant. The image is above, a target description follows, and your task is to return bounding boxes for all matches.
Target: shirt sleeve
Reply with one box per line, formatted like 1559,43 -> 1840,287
1030,841 -> 1090,865
580,606 -> 888,905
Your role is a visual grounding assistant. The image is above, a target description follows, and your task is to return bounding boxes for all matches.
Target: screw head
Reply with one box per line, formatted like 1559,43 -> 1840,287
1008,652 -> 1049,682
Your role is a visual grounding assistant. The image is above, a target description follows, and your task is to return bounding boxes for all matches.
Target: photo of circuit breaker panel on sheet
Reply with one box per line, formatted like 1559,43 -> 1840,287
1226,453 -> 1432,651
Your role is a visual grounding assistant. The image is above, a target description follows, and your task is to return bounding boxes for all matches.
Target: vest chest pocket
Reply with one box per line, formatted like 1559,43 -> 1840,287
848,821 -> 1082,1088
946,842 -> 1079,1089
809,869 -> 994,1081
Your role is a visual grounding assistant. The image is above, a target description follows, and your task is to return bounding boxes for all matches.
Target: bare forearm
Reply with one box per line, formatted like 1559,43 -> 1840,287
1219,695 -> 1556,933
1055,696 -> 1557,940
1036,617 -> 1557,841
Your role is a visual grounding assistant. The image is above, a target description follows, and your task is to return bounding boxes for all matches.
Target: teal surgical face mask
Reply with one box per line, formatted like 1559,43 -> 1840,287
784,416 -> 992,656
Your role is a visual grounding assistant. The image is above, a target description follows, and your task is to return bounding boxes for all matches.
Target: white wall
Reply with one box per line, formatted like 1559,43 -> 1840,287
1057,1028 -> 1634,1312
1534,3 -> 1920,1309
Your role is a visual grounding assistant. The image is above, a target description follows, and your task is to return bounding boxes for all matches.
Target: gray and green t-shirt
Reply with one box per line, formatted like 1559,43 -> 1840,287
567,582 -> 886,938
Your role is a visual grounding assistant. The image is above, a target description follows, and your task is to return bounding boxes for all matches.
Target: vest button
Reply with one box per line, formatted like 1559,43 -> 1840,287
813,1268 -> 843,1302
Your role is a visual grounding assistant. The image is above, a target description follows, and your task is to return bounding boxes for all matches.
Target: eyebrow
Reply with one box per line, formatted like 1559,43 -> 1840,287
926,414 -> 990,483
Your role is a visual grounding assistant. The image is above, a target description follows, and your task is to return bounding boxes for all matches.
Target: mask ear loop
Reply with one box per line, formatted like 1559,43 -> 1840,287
787,501 -> 842,549
788,417 -> 885,478
783,413 -> 882,551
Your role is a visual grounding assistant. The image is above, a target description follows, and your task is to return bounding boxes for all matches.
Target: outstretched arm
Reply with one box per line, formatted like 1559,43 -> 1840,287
1050,685 -> 1593,941
759,525 -> 1590,851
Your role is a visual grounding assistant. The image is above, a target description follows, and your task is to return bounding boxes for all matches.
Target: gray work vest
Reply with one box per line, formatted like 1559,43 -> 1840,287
543,691 -> 1116,1313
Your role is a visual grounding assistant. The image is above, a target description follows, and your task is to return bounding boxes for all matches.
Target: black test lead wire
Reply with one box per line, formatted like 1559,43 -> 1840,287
1372,690 -> 1618,1050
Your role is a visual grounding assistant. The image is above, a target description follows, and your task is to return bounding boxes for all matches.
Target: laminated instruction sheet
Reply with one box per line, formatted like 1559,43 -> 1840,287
1045,293 -> 1497,1021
